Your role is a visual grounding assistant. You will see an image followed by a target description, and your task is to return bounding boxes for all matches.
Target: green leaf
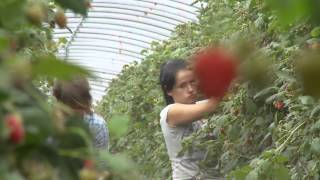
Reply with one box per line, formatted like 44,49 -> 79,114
274,155 -> 289,164
311,26 -> 320,38
0,0 -> 26,29
254,116 -> 265,126
262,151 -> 274,159
228,123 -> 241,141
0,89 -> 9,102
108,115 -> 129,138
69,127 -> 94,149
4,172 -> 24,180
0,33 -> 9,53
58,37 -> 68,45
265,92 -> 284,104
230,165 -> 252,180
298,96 -> 314,105
245,169 -> 259,180
311,138 -> 320,155
244,98 -> 258,114
99,152 -> 135,172
253,87 -> 278,100
307,160 -> 317,172
273,165 -> 290,180
245,0 -> 253,10
22,106 -> 54,143
32,55 -> 91,79
310,120 -> 320,132
54,0 -> 87,16
266,0 -> 310,29
276,71 -> 295,82
310,105 -> 320,118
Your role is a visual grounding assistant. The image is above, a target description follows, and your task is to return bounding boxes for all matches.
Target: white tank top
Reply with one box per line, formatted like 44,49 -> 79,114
160,104 -> 206,179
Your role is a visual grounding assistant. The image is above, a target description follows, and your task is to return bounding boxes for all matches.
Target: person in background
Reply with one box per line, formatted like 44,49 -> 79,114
159,59 -> 225,180
53,76 -> 109,151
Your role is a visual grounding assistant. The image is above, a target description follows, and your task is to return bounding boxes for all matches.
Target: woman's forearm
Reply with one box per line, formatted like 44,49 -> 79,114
167,98 -> 219,126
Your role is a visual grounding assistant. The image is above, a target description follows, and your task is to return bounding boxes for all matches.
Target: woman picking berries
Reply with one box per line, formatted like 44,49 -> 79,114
159,49 -> 236,180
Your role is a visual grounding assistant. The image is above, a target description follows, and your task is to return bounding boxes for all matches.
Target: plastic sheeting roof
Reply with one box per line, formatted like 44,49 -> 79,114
54,0 -> 200,103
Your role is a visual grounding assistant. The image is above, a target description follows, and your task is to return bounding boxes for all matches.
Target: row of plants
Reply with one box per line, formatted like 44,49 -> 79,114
96,0 -> 320,179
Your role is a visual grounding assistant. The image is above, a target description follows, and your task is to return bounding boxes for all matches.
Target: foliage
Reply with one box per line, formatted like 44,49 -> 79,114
97,0 -> 320,179
0,0 -> 140,179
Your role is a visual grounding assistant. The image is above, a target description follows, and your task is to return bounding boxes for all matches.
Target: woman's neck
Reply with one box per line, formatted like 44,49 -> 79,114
73,108 -> 92,116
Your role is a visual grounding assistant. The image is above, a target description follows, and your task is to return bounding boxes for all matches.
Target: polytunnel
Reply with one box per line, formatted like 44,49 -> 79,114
4,0 -> 320,179
53,0 -> 201,103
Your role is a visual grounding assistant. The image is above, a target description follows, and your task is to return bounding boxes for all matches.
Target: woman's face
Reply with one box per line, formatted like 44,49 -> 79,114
167,69 -> 198,104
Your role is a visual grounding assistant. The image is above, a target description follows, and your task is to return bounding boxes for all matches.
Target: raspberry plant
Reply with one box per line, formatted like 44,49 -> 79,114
97,0 -> 320,179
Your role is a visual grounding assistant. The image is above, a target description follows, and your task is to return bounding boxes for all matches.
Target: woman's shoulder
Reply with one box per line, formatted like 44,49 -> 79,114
84,113 -> 106,126
160,104 -> 174,116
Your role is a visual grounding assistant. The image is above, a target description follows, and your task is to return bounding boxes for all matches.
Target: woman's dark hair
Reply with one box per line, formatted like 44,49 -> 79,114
53,76 -> 92,112
159,59 -> 188,105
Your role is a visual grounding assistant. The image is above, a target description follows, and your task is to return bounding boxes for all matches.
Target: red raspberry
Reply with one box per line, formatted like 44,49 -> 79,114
273,101 -> 285,110
5,114 -> 25,144
194,48 -> 237,98
83,159 -> 94,169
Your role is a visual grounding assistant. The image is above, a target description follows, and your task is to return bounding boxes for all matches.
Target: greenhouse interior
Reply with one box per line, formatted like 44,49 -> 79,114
1,0 -> 320,179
